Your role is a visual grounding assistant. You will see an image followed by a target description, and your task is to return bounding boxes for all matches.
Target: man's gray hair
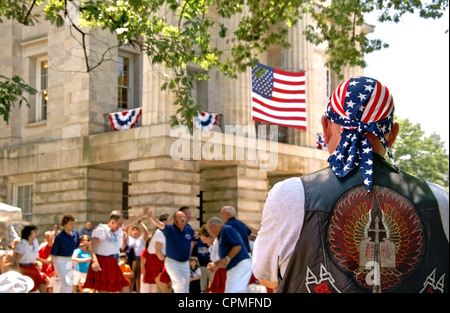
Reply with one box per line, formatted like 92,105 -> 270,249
207,217 -> 223,225
222,206 -> 236,216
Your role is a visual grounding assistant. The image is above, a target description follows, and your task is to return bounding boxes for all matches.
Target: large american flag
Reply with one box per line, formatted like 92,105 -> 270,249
251,63 -> 306,130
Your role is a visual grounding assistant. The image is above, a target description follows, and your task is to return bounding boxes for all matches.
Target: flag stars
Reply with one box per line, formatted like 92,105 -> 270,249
346,100 -> 356,108
364,84 -> 374,92
357,93 -> 367,101
343,164 -> 351,172
325,76 -> 397,192
362,147 -> 372,154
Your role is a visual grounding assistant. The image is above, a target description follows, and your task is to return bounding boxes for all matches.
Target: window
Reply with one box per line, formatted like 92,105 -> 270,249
188,68 -> 210,111
36,57 -> 48,121
118,55 -> 132,109
15,184 -> 34,222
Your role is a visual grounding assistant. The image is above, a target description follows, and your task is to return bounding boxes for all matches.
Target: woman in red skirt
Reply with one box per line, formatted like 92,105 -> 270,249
141,213 -> 172,293
13,225 -> 48,293
84,208 -> 153,292
84,211 -> 131,293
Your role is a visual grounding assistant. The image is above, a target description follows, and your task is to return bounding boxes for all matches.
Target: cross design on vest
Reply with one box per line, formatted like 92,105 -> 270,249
327,185 -> 425,292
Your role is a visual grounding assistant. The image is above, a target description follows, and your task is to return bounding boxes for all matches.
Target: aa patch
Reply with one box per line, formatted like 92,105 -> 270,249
327,185 -> 424,292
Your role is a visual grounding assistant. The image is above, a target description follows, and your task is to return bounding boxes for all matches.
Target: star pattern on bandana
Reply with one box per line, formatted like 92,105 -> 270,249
325,77 -> 398,192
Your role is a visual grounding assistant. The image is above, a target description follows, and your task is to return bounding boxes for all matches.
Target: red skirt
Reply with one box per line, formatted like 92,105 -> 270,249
19,264 -> 47,292
159,266 -> 171,284
143,253 -> 171,284
84,255 -> 130,292
209,268 -> 227,293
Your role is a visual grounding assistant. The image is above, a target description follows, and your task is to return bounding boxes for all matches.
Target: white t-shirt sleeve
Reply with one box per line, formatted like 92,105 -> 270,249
252,177 -> 305,283
427,181 -> 449,241
14,240 -> 27,256
92,224 -> 107,241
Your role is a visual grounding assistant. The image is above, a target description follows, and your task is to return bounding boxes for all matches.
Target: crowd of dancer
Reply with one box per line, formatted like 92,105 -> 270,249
0,205 -> 264,293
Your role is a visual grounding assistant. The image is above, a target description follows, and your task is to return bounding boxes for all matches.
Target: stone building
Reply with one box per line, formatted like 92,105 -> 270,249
0,8 -> 368,238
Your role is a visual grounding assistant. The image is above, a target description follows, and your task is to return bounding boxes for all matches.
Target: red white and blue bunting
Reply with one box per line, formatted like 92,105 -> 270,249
316,133 -> 327,151
109,108 -> 142,131
193,111 -> 219,131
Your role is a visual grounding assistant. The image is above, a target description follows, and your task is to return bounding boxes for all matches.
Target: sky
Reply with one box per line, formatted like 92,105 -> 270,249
363,8 -> 449,151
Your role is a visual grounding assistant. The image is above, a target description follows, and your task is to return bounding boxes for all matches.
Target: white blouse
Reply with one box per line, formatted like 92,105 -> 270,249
148,228 -> 166,255
15,239 -> 39,264
92,224 -> 123,257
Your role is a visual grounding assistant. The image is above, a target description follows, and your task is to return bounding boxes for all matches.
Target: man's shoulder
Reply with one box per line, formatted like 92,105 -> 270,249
222,224 -> 236,232
264,177 -> 305,218
427,181 -> 449,199
269,176 -> 304,197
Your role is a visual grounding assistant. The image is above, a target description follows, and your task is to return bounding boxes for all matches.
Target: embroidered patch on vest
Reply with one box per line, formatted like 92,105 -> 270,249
420,269 -> 446,293
327,185 -> 424,292
305,264 -> 341,293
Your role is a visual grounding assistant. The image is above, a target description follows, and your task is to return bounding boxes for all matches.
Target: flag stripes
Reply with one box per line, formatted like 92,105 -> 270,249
251,63 -> 307,130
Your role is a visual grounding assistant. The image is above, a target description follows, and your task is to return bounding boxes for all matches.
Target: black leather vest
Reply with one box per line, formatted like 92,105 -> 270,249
278,154 -> 449,293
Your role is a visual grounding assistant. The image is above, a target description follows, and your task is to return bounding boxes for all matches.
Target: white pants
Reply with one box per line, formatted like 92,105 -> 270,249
225,258 -> 252,293
53,256 -> 73,293
164,257 -> 190,293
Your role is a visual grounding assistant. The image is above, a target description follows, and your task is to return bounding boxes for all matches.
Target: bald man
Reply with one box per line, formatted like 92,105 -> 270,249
220,206 -> 258,255
147,208 -> 194,293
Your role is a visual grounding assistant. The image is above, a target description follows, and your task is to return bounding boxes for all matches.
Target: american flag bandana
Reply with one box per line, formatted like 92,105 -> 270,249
325,77 -> 399,192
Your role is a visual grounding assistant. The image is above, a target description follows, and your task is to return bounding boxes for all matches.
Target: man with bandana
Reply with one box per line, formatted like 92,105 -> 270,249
252,77 -> 449,293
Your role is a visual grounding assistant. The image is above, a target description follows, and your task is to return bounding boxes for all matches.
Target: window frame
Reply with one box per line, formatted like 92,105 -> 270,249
13,183 -> 34,222
117,53 -> 134,109
36,56 -> 49,122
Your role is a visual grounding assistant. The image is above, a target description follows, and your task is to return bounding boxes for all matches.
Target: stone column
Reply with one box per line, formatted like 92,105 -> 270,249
34,167 -> 123,231
141,61 -> 176,126
235,164 -> 268,229
201,166 -> 239,222
0,176 -> 6,203
34,168 -> 89,229
281,14 -> 314,147
215,9 -> 252,128
200,164 -> 268,229
128,156 -> 200,229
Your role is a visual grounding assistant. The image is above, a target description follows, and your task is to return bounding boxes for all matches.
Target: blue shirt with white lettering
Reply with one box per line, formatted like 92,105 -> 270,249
218,225 -> 249,270
162,224 -> 194,262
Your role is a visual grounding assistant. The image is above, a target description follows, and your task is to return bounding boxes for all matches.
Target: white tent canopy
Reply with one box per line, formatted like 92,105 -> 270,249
0,202 -> 22,224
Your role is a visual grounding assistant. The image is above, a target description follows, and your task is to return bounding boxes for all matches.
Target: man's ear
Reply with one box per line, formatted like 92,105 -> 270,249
386,122 -> 399,148
321,115 -> 332,144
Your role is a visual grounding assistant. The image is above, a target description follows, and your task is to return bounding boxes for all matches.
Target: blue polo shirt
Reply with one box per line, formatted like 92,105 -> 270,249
218,225 -> 249,271
225,217 -> 251,252
51,229 -> 80,257
162,224 -> 194,262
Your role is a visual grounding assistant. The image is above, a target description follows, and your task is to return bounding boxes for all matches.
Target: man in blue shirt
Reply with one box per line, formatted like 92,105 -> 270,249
206,217 -> 252,293
147,207 -> 194,293
220,206 -> 258,255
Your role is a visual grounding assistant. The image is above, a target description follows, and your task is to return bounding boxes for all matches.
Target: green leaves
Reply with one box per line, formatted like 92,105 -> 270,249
393,117 -> 449,189
0,75 -> 37,124
1,1 -> 448,130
